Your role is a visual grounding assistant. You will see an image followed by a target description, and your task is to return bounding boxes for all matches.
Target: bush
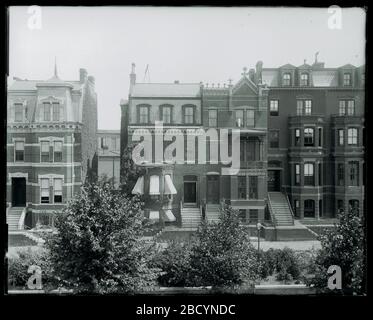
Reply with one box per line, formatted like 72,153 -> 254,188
46,182 -> 160,294
306,207 -> 365,295
189,203 -> 259,287
8,248 -> 55,290
150,241 -> 194,287
259,248 -> 301,281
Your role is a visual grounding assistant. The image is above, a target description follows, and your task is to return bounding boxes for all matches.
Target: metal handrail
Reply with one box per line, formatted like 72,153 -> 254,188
285,193 -> 295,225
267,193 -> 277,227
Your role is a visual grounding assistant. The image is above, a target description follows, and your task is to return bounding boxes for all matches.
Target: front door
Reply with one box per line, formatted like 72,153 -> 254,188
268,170 -> 280,192
207,175 -> 219,204
184,182 -> 197,205
12,177 -> 26,207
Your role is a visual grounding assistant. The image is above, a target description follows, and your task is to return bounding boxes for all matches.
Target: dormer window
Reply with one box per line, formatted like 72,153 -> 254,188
52,102 -> 60,121
300,73 -> 309,86
283,73 -> 291,86
43,102 -> 51,121
343,73 -> 352,86
14,103 -> 23,122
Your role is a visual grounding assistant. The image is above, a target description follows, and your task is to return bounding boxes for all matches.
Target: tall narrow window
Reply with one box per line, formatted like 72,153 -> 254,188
15,141 -> 24,161
318,163 -> 322,186
246,109 -> 255,127
304,163 -> 315,186
249,176 -> 258,199
54,141 -> 63,162
270,100 -> 279,116
338,129 -> 344,146
43,102 -> 51,121
235,110 -> 244,127
300,73 -> 309,86
184,106 -> 194,124
41,141 -> 50,162
208,109 -> 217,127
138,106 -> 149,123
239,209 -> 247,223
349,161 -> 359,186
161,106 -> 172,124
40,178 -> 50,203
14,104 -> 23,122
339,100 -> 346,115
343,73 -> 351,86
238,176 -> 246,199
337,163 -> 344,186
269,130 -> 279,148
318,128 -> 322,147
347,128 -> 358,145
304,100 -> 312,115
295,164 -> 300,185
347,100 -> 355,115
54,178 -> 63,203
296,100 -> 303,115
295,129 -> 300,146
304,128 -> 314,146
283,73 -> 291,86
52,102 -> 60,121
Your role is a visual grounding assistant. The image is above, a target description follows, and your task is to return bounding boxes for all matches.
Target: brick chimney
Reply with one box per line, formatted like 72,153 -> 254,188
130,63 -> 136,86
80,68 -> 88,83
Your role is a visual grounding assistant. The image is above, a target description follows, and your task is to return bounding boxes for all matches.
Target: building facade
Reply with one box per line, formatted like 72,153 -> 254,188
120,59 -> 365,235
97,129 -> 120,188
7,67 -> 98,229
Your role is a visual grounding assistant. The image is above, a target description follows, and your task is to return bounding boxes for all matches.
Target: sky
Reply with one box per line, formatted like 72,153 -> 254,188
8,6 -> 366,130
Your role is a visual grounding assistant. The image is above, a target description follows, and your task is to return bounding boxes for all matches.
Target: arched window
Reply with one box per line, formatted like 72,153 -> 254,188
283,73 -> 291,86
304,199 -> 315,217
182,104 -> 196,124
159,104 -> 173,124
137,104 -> 151,124
300,73 -> 309,86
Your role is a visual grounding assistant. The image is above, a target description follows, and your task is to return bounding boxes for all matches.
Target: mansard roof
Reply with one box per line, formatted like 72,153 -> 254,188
8,79 -> 83,91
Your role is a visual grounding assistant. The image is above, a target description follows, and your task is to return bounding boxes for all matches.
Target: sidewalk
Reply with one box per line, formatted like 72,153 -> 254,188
250,237 -> 321,251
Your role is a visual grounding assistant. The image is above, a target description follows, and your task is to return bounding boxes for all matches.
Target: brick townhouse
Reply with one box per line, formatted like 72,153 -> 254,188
120,57 -> 365,240
6,66 -> 98,230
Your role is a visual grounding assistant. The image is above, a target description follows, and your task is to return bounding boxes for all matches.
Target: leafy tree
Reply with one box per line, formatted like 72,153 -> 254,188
46,182 -> 159,294
307,207 -> 365,295
189,203 -> 259,287
120,143 -> 146,196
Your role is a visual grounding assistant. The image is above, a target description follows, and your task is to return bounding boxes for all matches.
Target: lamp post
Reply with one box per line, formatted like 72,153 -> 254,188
256,222 -> 263,263
108,150 -> 120,187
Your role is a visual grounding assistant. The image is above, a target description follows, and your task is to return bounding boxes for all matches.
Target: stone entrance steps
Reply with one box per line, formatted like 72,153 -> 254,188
181,207 -> 201,228
7,207 -> 24,231
206,204 -> 220,223
268,192 -> 294,226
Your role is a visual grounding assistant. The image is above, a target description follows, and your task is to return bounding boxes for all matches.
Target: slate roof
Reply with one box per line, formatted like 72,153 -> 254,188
8,79 -> 83,91
131,83 -> 201,98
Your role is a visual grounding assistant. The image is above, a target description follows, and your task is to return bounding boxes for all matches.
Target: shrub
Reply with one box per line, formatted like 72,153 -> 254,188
259,248 -> 302,281
189,203 -> 259,287
306,207 -> 365,295
150,241 -> 194,287
8,248 -> 55,290
46,182 -> 160,294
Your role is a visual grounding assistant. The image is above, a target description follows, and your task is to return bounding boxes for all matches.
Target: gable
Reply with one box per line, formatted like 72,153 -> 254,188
232,78 -> 258,96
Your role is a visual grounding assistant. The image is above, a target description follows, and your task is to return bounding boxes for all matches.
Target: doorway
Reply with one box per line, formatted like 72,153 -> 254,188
206,175 -> 220,204
184,175 -> 197,206
268,170 -> 281,192
12,177 -> 26,207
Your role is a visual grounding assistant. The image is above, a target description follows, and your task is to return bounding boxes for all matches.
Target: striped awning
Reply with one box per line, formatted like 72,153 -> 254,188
164,175 -> 177,195
149,175 -> 160,195
131,176 -> 144,195
164,209 -> 176,222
